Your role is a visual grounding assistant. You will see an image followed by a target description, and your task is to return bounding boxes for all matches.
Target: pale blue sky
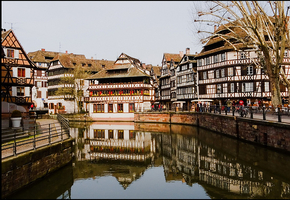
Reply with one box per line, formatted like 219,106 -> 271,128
2,1 -> 203,66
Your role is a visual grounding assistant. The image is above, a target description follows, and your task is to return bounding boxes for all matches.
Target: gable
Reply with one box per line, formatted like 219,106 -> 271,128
1,29 -> 36,68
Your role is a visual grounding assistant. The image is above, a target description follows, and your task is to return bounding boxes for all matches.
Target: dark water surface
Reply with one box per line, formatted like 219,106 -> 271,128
6,122 -> 290,199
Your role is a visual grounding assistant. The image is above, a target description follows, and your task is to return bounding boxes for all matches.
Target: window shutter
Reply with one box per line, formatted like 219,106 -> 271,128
14,50 -> 19,58
37,91 -> 42,98
25,87 -> 30,96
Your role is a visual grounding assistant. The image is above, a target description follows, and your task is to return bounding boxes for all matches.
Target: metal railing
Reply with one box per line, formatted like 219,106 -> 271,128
1,121 -> 70,159
57,113 -> 70,128
149,105 -> 290,123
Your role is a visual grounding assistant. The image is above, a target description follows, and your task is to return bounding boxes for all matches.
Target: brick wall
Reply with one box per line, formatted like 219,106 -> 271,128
134,112 -> 290,152
1,139 -> 74,198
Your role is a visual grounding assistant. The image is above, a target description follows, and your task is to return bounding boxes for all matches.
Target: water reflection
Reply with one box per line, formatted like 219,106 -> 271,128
6,122 -> 290,199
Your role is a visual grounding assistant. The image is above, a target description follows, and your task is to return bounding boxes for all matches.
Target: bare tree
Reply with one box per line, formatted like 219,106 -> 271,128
55,65 -> 91,113
193,1 -> 290,107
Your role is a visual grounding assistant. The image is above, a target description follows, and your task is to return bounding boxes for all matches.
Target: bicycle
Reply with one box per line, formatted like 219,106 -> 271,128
236,106 -> 249,117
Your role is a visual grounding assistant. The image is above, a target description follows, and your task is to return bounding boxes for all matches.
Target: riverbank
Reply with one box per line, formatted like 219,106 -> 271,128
134,112 -> 290,153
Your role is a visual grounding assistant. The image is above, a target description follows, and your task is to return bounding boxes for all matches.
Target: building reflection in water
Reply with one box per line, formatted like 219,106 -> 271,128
69,122 -> 290,199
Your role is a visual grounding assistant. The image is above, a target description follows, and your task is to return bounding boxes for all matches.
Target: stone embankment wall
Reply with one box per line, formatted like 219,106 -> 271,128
1,139 -> 75,198
134,112 -> 290,152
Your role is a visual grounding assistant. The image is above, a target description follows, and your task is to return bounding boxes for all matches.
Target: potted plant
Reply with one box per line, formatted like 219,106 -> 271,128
11,110 -> 22,127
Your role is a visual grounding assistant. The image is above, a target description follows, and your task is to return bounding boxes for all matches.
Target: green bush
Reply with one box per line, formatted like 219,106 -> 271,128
11,110 -> 22,117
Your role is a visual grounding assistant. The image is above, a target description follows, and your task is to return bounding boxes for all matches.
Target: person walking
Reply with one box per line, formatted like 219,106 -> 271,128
226,99 -> 232,113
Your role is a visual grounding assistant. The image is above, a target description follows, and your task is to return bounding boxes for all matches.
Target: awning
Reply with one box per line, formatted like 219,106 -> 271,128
154,102 -> 160,104
191,99 -> 213,102
173,101 -> 186,104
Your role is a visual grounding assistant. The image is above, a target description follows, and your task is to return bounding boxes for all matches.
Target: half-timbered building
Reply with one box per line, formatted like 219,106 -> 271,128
1,29 -> 36,112
159,53 -> 182,110
86,53 -> 156,121
47,52 -> 114,114
28,49 -> 60,110
175,48 -> 197,111
195,23 -> 290,107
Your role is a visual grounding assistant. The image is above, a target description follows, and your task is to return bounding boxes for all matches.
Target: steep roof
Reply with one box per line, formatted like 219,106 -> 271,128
196,16 -> 290,58
27,50 -> 60,63
50,53 -> 114,72
1,29 -> 36,68
87,53 -> 150,80
163,53 -> 182,63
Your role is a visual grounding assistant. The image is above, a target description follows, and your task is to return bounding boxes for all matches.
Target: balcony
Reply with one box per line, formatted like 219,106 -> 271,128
89,82 -> 152,90
1,77 -> 34,86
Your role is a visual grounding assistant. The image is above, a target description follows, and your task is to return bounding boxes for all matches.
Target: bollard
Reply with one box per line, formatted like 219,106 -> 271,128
250,107 -> 253,119
232,106 -> 235,116
263,106 -> 266,120
278,107 -> 281,122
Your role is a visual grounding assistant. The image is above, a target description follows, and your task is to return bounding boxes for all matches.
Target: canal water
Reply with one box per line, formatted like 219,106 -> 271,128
6,122 -> 290,199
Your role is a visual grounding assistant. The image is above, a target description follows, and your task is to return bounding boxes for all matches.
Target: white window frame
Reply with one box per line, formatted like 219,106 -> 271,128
247,66 -> 253,75
230,83 -> 235,93
228,67 -> 234,76
221,69 -> 225,77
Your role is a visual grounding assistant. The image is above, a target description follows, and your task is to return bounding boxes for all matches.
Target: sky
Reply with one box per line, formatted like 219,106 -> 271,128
1,1 -> 204,66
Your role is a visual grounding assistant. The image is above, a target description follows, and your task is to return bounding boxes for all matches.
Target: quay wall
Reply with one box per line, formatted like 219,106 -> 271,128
1,138 -> 75,198
134,112 -> 290,152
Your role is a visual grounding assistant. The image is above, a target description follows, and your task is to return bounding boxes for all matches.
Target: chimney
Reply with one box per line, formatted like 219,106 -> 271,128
142,63 -> 146,69
66,50 -> 68,54
214,25 -> 217,32
179,51 -> 184,58
91,57 -> 93,59
186,48 -> 190,55
41,48 -> 45,51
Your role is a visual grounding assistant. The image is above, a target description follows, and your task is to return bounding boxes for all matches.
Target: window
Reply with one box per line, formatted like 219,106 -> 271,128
221,69 -> 225,77
247,66 -> 253,75
108,104 -> 113,112
129,130 -> 135,140
198,59 -> 202,67
228,67 -> 234,76
217,84 -> 222,93
108,130 -> 114,139
221,53 -> 225,61
93,104 -> 104,112
208,70 -> 214,79
49,103 -> 54,109
102,65 -> 105,68
240,52 -> 247,59
118,130 -> 124,139
88,64 -> 92,67
129,103 -> 135,112
206,57 -> 211,65
203,71 -> 207,80
17,87 -> 25,96
18,68 -> 25,77
242,82 -> 253,92
80,80 -> 84,86
7,49 -> 14,58
264,82 -> 269,92
216,70 -> 220,78
230,83 -> 235,93
206,85 -> 215,94
118,103 -> 123,112
94,129 -> 105,139
213,55 -> 218,63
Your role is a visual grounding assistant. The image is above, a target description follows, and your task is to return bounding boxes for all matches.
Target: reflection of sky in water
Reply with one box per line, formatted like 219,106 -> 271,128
71,167 -> 210,199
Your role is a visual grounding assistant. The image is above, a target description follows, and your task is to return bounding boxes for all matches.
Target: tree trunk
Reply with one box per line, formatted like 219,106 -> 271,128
269,75 -> 282,108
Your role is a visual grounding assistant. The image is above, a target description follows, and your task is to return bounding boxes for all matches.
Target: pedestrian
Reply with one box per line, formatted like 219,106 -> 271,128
158,104 -> 161,112
226,99 -> 232,113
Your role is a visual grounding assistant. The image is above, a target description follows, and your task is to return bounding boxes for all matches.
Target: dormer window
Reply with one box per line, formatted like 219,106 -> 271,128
73,63 -> 76,66
88,64 -> 92,67
102,65 -> 105,68
82,63 -> 86,67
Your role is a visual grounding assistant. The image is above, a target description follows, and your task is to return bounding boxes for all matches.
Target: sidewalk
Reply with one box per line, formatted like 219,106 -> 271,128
217,110 -> 290,124
2,119 -> 69,159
